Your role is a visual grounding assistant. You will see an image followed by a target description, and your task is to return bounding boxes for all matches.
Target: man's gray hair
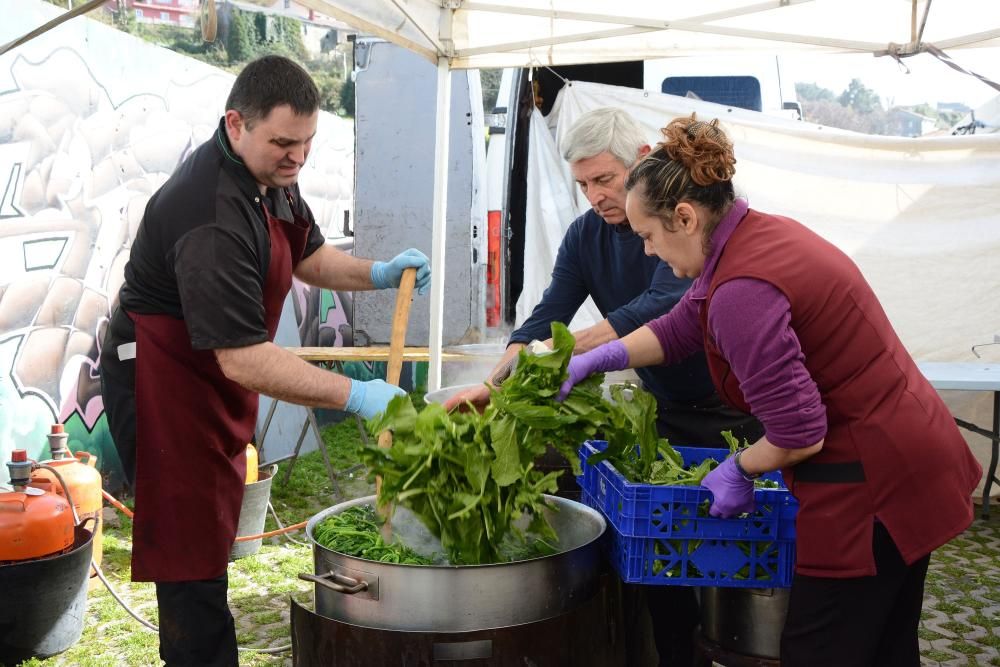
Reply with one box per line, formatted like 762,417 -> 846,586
561,107 -> 647,166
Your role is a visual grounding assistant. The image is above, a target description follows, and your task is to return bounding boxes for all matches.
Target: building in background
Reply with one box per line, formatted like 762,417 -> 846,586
889,107 -> 937,137
104,0 -> 199,28
102,0 -> 356,60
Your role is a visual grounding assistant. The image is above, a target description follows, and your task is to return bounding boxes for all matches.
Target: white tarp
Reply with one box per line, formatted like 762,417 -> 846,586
302,0 -> 1000,68
518,81 -> 1000,497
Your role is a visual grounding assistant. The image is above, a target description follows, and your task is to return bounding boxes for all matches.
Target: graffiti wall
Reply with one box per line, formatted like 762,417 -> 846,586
0,1 -> 355,487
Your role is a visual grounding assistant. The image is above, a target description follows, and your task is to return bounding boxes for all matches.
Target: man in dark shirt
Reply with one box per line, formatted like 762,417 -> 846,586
99,56 -> 430,666
444,107 -> 760,667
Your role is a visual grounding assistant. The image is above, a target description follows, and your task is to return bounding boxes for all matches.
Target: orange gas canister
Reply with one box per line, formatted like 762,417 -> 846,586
1,450 -> 75,563
29,425 -> 103,573
245,444 -> 259,485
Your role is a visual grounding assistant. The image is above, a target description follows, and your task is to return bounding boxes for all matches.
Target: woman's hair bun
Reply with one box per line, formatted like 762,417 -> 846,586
658,114 -> 735,186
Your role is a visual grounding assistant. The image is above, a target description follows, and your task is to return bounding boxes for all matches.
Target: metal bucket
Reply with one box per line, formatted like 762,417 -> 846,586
230,465 -> 277,560
700,586 -> 790,659
302,494 -> 606,632
0,524 -> 95,664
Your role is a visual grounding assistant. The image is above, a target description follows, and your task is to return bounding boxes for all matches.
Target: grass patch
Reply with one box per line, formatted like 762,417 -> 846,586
933,600 -> 965,615
949,641 -> 984,656
939,620 -> 975,636
923,648 -> 958,662
252,610 -> 283,625
919,627 -> 947,641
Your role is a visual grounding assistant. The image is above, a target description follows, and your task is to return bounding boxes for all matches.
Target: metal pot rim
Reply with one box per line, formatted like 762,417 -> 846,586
305,494 -> 605,569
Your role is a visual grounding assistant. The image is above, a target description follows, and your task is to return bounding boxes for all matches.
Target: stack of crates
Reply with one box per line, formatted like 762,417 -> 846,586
577,440 -> 798,588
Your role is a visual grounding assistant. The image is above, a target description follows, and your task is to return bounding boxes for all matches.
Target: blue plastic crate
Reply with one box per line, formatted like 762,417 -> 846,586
578,440 -> 798,542
585,491 -> 795,588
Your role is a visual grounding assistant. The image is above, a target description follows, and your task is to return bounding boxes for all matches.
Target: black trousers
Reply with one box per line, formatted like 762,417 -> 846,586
655,393 -> 764,448
99,305 -> 138,490
781,522 -> 930,667
156,575 -> 238,667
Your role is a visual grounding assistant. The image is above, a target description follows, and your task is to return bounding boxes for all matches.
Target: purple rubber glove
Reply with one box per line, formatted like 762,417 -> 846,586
556,340 -> 630,401
701,456 -> 756,518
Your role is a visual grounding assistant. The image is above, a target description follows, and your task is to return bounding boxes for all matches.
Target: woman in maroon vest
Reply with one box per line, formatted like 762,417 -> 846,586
557,115 -> 981,666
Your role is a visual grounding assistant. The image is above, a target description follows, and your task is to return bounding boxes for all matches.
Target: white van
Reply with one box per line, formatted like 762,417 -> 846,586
483,57 -> 800,333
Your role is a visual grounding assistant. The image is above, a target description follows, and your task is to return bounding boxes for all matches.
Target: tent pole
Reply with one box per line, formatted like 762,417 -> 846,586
428,56 -> 451,392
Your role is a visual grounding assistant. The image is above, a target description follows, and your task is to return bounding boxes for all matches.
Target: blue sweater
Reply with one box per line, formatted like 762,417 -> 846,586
510,209 -> 716,403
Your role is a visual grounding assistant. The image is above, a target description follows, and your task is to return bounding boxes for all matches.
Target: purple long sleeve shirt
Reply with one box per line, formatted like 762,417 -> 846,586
646,199 -> 827,449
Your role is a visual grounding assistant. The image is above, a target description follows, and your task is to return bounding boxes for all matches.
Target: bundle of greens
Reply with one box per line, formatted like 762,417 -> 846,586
359,323 -> 656,565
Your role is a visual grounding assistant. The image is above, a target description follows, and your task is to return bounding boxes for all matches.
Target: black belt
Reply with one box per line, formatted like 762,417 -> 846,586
793,460 -> 866,483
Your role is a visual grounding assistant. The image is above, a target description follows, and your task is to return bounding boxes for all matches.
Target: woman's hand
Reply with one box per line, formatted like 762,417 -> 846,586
701,455 -> 756,517
556,340 -> 630,400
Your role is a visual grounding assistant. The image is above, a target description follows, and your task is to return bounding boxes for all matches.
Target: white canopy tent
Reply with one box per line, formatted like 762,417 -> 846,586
291,0 -> 1000,390
3,1 -> 999,387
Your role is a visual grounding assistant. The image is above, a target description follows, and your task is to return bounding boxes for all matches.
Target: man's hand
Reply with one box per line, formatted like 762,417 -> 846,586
345,379 -> 406,420
441,383 -> 491,413
371,248 -> 431,294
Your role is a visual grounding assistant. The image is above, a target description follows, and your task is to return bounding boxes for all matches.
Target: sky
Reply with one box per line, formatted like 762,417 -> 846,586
782,47 -> 1000,110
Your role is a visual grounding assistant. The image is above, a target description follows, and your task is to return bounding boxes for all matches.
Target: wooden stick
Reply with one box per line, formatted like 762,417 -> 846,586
376,267 -> 417,538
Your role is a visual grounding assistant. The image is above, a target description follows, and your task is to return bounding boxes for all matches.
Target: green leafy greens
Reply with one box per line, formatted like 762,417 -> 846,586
360,323 -> 657,565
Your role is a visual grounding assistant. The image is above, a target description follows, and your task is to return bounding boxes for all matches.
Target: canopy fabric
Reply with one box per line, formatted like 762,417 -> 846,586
300,0 -> 1000,68
518,80 -> 1000,362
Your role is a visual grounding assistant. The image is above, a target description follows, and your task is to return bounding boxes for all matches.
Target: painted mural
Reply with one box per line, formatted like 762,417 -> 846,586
0,3 -> 355,487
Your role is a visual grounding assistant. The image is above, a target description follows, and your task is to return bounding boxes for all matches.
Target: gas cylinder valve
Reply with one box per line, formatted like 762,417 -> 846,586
7,449 -> 32,489
47,423 -> 70,460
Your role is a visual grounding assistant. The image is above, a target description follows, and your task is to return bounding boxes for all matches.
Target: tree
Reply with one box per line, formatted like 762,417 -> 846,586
227,10 -> 257,63
800,98 -> 892,135
838,78 -> 882,114
480,69 -> 503,115
795,82 -> 835,103
339,78 -> 355,117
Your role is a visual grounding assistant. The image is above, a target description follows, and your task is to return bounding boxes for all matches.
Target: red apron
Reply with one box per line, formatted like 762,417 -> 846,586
129,194 -> 310,582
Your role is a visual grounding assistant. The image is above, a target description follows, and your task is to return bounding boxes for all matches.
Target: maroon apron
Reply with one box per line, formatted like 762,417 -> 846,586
700,209 -> 979,577
130,194 -> 310,582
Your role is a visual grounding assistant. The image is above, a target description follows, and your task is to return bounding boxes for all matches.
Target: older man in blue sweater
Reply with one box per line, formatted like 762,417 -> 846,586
445,107 -> 757,447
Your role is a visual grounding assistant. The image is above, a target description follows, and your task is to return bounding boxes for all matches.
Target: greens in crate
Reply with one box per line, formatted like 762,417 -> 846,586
359,322 -> 657,565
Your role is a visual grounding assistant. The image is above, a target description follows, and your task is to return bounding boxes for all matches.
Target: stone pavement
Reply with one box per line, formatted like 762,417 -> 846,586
918,509 -> 1000,666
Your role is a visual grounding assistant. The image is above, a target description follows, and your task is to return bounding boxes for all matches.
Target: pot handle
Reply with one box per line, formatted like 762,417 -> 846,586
298,570 -> 369,595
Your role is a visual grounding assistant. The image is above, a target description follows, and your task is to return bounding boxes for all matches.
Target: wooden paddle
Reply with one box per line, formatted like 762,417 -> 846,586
376,267 -> 417,540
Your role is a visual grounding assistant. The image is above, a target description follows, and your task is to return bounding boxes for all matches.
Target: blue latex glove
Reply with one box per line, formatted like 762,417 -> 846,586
371,248 -> 431,295
701,456 -> 756,518
345,379 -> 406,420
556,340 -> 630,401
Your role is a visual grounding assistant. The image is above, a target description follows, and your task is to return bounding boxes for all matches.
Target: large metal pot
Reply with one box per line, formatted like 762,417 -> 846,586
301,494 -> 605,632
700,586 -> 790,659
